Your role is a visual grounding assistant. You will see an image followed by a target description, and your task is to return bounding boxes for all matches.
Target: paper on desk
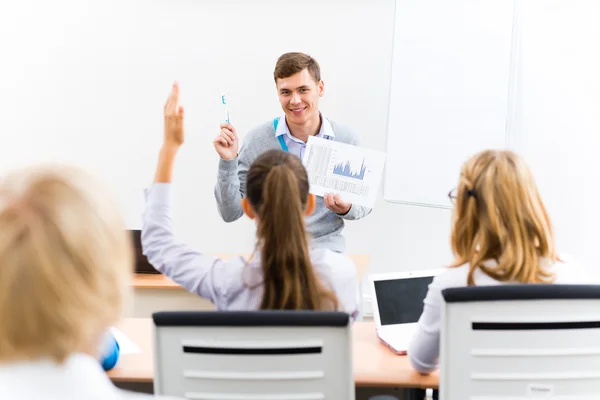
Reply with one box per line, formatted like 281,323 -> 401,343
109,327 -> 141,354
302,136 -> 386,208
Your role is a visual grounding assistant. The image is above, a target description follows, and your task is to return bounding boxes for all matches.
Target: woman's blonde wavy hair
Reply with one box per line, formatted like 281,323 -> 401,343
450,150 -> 558,285
0,164 -> 132,363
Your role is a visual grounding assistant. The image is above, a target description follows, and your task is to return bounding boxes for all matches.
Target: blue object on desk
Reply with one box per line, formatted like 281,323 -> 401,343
100,331 -> 120,371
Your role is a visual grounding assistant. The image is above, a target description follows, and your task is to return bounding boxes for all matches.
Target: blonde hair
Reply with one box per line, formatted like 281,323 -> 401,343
450,150 -> 557,285
0,164 -> 132,363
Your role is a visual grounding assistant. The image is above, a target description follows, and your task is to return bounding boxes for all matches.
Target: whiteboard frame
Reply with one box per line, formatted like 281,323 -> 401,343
383,0 -> 518,209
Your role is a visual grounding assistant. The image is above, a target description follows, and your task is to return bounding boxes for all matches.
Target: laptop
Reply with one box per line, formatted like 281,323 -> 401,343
369,269 -> 445,354
129,229 -> 160,274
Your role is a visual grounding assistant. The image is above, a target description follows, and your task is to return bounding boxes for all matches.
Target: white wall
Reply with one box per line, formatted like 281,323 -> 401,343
511,0 -> 600,279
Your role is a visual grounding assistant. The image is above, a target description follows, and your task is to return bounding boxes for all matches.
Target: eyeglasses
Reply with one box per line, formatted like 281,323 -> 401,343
448,188 -> 457,204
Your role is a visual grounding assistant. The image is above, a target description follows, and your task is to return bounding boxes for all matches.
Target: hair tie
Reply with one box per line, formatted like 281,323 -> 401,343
466,189 -> 477,198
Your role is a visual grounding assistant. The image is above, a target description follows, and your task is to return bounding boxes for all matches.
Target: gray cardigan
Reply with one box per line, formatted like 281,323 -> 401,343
214,118 -> 371,252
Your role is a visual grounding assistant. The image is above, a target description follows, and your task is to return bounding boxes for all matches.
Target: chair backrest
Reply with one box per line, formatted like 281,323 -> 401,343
440,284 -> 600,399
152,311 -> 354,400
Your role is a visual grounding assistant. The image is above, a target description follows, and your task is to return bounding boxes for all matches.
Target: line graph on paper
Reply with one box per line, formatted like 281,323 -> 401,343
302,137 -> 386,208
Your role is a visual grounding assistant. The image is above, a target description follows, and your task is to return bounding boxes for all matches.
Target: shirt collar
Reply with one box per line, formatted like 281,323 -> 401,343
275,112 -> 336,140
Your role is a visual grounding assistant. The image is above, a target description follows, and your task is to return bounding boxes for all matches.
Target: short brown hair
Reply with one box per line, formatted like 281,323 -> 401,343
273,52 -> 321,83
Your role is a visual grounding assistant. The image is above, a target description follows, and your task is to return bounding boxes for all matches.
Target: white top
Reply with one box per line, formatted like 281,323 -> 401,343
142,184 -> 359,318
407,256 -> 588,373
0,353 -> 180,400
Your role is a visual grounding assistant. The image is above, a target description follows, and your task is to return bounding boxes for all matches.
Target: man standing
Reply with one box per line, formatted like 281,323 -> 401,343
213,52 -> 370,252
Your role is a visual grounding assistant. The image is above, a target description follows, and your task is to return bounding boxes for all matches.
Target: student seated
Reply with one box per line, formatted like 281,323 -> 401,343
407,149 -> 587,374
0,165 -> 180,399
142,83 -> 358,316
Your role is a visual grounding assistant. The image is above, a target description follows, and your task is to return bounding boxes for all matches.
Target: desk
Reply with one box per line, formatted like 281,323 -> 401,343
133,254 -> 371,289
109,318 -> 439,389
109,319 -> 153,383
130,254 -> 371,318
353,323 -> 439,389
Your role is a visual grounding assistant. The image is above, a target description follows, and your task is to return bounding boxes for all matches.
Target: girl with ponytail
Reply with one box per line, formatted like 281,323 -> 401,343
141,83 -> 358,316
407,149 -> 587,374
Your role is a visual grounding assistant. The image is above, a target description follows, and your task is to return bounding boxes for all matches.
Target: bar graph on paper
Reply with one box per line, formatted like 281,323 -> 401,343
302,137 -> 386,208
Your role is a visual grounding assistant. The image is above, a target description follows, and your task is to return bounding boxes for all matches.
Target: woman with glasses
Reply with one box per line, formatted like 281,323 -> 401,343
407,149 -> 587,374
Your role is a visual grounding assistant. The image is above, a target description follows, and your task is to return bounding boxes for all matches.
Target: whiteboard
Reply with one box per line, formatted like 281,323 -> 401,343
511,0 -> 600,277
384,0 -> 515,208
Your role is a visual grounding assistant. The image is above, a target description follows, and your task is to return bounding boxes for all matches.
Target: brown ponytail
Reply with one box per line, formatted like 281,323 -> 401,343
246,150 -> 338,310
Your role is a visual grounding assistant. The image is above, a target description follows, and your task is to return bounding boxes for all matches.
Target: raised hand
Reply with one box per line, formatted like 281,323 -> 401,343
163,82 -> 185,147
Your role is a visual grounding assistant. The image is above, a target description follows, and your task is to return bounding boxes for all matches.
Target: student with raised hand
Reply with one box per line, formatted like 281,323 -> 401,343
407,149 -> 587,375
0,165 -> 180,399
142,83 -> 358,316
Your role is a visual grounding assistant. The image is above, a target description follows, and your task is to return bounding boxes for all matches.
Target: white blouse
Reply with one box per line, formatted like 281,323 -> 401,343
407,256 -> 588,374
0,352 -> 181,400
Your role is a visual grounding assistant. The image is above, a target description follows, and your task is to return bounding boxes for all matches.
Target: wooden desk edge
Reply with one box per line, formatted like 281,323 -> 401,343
110,374 -> 154,383
355,377 -> 439,389
133,254 -> 371,289
108,319 -> 439,389
110,374 -> 437,388
112,377 -> 436,388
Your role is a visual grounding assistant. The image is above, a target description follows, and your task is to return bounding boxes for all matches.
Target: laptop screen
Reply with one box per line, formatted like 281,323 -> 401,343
374,276 -> 433,325
129,229 -> 159,274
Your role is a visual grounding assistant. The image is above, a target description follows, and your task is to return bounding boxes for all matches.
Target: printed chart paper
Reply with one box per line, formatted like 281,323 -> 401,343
302,137 -> 386,208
